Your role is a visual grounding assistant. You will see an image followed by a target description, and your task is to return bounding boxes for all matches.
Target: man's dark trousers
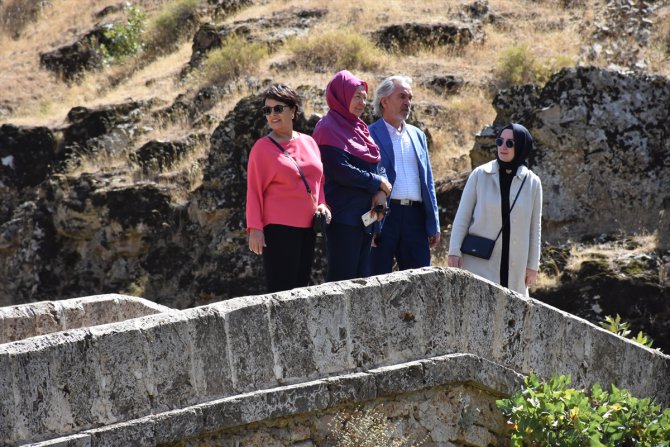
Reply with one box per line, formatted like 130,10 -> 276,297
371,202 -> 430,274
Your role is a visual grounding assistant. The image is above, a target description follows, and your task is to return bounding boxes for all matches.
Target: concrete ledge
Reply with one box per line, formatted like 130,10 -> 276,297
29,353 -> 523,446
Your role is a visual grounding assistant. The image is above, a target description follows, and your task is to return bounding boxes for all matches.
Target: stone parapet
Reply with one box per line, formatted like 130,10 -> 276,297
0,294 -> 171,344
1,267 -> 668,446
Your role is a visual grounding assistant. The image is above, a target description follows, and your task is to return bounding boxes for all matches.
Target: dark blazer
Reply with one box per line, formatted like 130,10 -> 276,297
319,145 -> 387,230
369,119 -> 440,237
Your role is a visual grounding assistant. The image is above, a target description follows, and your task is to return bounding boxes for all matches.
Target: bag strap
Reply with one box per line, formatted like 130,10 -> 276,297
493,173 -> 528,241
267,136 -> 317,208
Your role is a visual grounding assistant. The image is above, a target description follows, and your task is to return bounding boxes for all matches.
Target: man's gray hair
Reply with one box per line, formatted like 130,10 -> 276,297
373,75 -> 413,117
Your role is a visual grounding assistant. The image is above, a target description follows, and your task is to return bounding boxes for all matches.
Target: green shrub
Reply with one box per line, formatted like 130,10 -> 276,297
599,314 -> 658,351
494,45 -> 572,89
289,29 -> 384,72
145,0 -> 199,54
329,406 -> 424,447
201,34 -> 268,84
98,3 -> 147,63
496,372 -> 670,446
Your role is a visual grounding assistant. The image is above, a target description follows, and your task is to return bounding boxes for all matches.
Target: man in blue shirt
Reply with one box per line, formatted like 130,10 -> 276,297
369,76 -> 441,274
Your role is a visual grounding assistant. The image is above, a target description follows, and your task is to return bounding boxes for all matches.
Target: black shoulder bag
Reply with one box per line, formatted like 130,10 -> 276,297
266,136 -> 328,235
460,174 -> 528,259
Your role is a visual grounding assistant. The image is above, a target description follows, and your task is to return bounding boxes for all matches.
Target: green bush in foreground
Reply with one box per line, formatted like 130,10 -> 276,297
497,372 -> 670,446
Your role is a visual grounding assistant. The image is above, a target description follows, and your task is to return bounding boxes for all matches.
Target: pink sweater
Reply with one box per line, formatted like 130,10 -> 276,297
246,133 -> 326,231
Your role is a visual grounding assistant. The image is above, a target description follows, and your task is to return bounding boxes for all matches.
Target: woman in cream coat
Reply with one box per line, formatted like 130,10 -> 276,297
448,123 -> 542,296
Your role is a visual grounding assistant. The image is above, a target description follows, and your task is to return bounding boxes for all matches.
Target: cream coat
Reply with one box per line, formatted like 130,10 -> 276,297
448,160 -> 542,295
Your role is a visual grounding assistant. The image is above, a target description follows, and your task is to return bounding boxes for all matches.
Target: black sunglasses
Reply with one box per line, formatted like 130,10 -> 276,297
496,137 -> 514,148
262,104 -> 288,115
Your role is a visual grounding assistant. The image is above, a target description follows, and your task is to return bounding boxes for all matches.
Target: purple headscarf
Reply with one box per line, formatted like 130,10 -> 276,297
312,70 -> 381,163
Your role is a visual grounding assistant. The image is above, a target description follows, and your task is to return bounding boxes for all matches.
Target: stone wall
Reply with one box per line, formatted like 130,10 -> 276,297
1,268 -> 668,446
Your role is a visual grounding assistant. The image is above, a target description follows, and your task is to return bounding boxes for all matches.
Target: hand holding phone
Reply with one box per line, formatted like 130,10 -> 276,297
361,210 -> 376,226
361,205 -> 389,227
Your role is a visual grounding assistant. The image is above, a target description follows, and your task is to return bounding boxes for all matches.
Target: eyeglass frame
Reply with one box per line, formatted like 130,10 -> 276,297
262,104 -> 291,116
495,137 -> 515,148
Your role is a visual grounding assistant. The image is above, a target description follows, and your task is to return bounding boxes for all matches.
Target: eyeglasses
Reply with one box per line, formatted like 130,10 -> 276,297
262,104 -> 288,115
496,138 -> 514,148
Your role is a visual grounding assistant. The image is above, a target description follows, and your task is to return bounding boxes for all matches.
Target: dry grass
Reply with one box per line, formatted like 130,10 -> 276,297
288,28 -> 386,73
565,234 -> 659,272
647,4 -> 670,76
533,233 -> 659,290
200,34 -> 269,85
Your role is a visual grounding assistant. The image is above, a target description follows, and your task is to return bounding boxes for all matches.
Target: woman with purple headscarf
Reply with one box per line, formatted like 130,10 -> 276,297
447,123 -> 543,296
313,70 -> 392,281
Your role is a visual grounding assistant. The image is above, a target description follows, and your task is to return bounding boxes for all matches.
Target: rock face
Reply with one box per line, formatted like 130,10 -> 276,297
471,66 -> 670,249
38,26 -> 109,81
579,0 -> 660,70
373,23 -> 476,51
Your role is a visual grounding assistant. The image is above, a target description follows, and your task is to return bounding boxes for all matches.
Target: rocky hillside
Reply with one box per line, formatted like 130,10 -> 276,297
1,0 -> 669,350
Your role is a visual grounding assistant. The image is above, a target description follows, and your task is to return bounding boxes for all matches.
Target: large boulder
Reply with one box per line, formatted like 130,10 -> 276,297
373,23 -> 476,52
39,26 -> 109,81
471,66 -> 670,248
0,124 -> 59,189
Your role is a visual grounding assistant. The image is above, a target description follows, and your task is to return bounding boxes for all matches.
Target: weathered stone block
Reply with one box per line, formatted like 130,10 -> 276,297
584,326 -> 627,389
218,296 -> 276,393
187,306 -> 234,401
152,407 -> 204,444
370,360 -> 426,396
425,269 -> 467,356
0,352 -> 15,442
460,277 -> 499,359
8,339 -> 59,443
262,380 -> 332,420
470,356 -> 524,396
138,312 -> 200,412
322,372 -> 377,405
267,290 -> 318,383
491,288 -> 530,367
90,322 -> 153,422
28,434 -> 91,446
559,316 -> 594,387
522,300 -> 566,375
376,271 -> 428,364
88,418 -> 154,447
344,280 -> 387,369
0,303 -> 59,343
199,395 -> 247,433
303,285 -> 353,375
46,332 -> 103,435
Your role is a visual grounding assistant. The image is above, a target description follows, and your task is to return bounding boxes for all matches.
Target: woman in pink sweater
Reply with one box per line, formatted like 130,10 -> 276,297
246,84 -> 331,292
